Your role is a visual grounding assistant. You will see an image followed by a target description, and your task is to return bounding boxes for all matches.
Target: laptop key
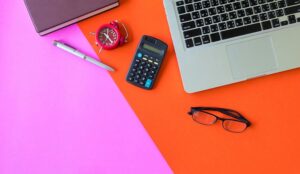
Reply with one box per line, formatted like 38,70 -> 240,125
288,15 -> 296,24
194,37 -> 203,46
278,0 -> 286,8
176,1 -> 184,6
202,26 -> 211,34
180,13 -> 192,22
210,24 -> 219,32
192,11 -> 201,19
221,23 -> 262,40
186,4 -> 195,12
286,0 -> 300,6
225,4 -> 234,12
194,2 -> 202,10
221,13 -> 229,21
229,11 -> 238,19
237,9 -> 246,17
177,6 -> 186,14
235,18 -> 244,26
212,15 -> 221,23
253,6 -> 262,14
211,0 -> 219,6
259,13 -> 268,21
262,4 -> 270,12
276,9 -> 284,17
271,18 -> 280,27
216,6 -> 225,13
281,20 -> 288,25
182,21 -> 196,30
249,0 -> 258,6
262,20 -> 272,29
270,2 -> 278,10
202,1 -> 211,8
268,11 -> 276,19
204,17 -> 213,25
233,2 -> 242,10
284,5 -> 300,15
220,0 -> 227,5
185,39 -> 194,48
218,22 -> 227,30
183,28 -> 202,38
251,15 -> 260,22
245,7 -> 254,15
202,35 -> 211,44
200,9 -> 209,17
208,7 -> 217,15
227,20 -> 235,28
196,19 -> 205,27
243,16 -> 252,24
241,0 -> 250,8
185,0 -> 193,4
210,32 -> 221,42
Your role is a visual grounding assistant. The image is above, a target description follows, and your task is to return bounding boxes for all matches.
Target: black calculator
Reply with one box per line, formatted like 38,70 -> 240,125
126,35 -> 168,90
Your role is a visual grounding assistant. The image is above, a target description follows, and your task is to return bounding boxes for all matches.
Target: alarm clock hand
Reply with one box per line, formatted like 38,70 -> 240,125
103,33 -> 113,44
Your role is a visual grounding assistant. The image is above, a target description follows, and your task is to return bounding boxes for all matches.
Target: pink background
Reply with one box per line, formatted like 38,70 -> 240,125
0,1 -> 172,174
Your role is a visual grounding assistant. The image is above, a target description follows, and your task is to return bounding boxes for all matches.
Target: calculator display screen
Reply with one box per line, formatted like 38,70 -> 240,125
143,44 -> 163,55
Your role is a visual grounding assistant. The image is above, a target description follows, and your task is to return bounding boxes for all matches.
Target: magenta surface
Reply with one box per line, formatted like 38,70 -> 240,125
0,1 -> 172,174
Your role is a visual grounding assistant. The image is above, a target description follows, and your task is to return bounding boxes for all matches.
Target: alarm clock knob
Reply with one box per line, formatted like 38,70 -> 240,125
110,21 -> 119,29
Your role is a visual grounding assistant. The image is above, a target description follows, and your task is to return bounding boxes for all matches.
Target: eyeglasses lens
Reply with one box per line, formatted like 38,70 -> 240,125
192,111 -> 217,125
222,120 -> 247,133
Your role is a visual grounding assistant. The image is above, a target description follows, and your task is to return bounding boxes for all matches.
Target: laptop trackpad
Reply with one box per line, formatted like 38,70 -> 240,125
226,36 -> 278,80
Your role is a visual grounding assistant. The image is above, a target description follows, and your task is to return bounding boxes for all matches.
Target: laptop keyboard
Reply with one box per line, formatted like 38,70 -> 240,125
176,0 -> 300,48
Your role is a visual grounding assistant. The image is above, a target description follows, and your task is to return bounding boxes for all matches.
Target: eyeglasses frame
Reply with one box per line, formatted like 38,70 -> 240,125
188,107 -> 251,133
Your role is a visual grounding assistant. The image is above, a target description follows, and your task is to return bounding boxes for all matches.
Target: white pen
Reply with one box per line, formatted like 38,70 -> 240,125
53,41 -> 115,72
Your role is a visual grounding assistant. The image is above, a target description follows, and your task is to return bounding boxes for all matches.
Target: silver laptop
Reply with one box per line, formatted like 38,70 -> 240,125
163,0 -> 300,93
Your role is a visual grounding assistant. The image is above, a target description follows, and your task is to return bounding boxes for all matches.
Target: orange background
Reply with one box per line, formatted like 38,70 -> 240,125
78,0 -> 300,173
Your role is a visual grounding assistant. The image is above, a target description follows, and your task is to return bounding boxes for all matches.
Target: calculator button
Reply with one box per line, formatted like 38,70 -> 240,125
147,63 -> 152,68
135,59 -> 141,63
145,79 -> 153,88
129,73 -> 134,77
132,68 -> 137,72
135,75 -> 141,79
139,81 -> 145,86
137,52 -> 143,58
150,70 -> 156,74
148,75 -> 154,79
145,68 -> 150,72
137,70 -> 142,74
128,77 -> 133,81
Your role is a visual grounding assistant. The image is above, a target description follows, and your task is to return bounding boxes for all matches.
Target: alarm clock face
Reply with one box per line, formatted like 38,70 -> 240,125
97,26 -> 120,49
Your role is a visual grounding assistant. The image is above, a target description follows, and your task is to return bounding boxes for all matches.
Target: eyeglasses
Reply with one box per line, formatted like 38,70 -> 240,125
188,107 -> 251,133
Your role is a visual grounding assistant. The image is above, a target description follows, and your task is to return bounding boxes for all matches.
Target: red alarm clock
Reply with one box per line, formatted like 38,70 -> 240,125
95,21 -> 128,51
